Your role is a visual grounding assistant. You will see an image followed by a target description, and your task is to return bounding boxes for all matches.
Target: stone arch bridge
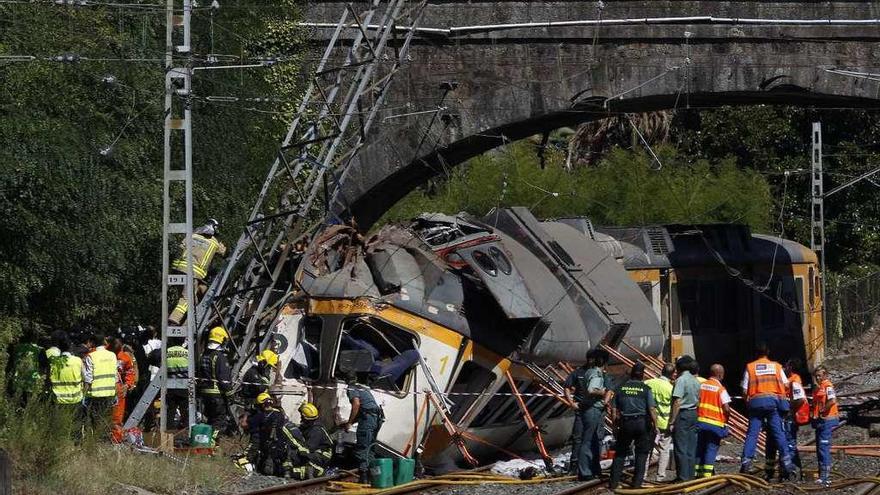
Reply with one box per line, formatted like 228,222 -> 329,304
302,1 -> 880,226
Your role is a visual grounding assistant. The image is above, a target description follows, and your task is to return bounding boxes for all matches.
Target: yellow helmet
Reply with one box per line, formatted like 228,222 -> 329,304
256,349 -> 279,368
208,326 -> 229,344
298,402 -> 319,421
256,392 -> 272,405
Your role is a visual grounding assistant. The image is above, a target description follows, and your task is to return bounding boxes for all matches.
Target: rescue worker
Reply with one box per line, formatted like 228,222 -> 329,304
341,372 -> 384,484
608,362 -> 657,490
695,364 -> 731,478
576,348 -> 612,482
10,340 -> 47,399
298,402 -> 334,475
169,219 -> 227,325
739,342 -> 796,478
811,365 -> 838,487
645,363 -> 676,482
240,349 -> 279,403
563,353 -> 592,475
786,359 -> 809,472
82,333 -> 119,434
199,326 -> 233,441
668,355 -> 700,481
165,339 -> 190,429
47,333 -> 83,403
108,337 -> 136,443
765,358 -> 809,481
240,393 -> 314,478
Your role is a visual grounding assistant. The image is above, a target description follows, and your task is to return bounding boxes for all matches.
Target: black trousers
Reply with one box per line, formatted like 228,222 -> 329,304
167,390 -> 189,429
609,416 -> 654,489
202,395 -> 227,436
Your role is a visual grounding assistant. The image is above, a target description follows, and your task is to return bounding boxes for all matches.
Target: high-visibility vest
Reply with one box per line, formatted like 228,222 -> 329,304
167,346 -> 189,379
49,353 -> 84,404
171,234 -> 223,280
645,377 -> 673,430
87,347 -> 118,398
812,378 -> 839,420
697,377 -> 728,428
746,357 -> 786,399
789,372 -> 811,425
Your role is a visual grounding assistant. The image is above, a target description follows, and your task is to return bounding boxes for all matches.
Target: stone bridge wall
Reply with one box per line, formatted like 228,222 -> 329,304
302,1 -> 880,226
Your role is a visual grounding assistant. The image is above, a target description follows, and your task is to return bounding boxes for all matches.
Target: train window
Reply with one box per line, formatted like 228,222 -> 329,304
335,317 -> 420,395
677,280 -> 739,335
489,246 -> 512,275
287,316 -> 323,381
808,267 -> 815,304
472,250 -> 498,276
448,361 -> 496,423
471,383 -> 512,427
638,282 -> 653,304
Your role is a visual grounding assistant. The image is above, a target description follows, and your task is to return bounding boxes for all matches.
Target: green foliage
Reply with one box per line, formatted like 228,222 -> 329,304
381,143 -> 773,231
0,397 -> 236,494
674,106 -> 880,270
0,2 -> 303,333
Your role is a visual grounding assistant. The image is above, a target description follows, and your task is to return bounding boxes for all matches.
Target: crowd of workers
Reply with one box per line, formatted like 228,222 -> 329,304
18,322 -> 381,483
564,343 -> 839,488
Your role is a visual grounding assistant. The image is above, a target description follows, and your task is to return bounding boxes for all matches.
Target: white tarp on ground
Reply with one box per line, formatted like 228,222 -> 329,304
491,437 -> 614,477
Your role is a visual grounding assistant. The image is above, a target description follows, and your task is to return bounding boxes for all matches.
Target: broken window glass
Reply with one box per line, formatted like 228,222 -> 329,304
287,316 -> 322,381
335,317 -> 420,393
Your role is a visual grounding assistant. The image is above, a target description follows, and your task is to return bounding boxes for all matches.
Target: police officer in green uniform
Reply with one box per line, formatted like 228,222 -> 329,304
609,362 -> 658,490
574,349 -> 612,481
564,360 -> 591,475
342,373 -> 383,484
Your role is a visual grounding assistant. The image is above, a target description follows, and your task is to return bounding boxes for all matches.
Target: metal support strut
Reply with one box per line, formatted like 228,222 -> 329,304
504,370 -> 555,472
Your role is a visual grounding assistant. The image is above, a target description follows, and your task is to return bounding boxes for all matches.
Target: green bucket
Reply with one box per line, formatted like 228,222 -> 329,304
189,424 -> 213,448
394,458 -> 415,485
370,458 -> 394,488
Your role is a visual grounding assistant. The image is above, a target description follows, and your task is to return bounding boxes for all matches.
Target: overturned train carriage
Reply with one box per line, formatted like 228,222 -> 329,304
278,207 -> 662,468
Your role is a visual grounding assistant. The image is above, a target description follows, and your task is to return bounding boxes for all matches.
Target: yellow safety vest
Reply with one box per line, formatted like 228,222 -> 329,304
50,354 -> 84,404
87,347 -> 118,398
171,234 -> 224,280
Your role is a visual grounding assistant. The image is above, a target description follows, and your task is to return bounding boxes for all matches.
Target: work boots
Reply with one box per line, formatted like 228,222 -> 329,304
358,469 -> 369,485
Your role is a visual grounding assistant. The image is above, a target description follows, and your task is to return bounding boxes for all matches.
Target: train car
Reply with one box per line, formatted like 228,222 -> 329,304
592,222 -> 825,389
272,207 -> 662,469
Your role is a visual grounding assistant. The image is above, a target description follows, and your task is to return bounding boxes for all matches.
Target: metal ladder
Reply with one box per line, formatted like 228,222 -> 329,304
191,0 -> 427,377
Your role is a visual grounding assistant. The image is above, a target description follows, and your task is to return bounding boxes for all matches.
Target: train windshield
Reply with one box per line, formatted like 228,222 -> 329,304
335,317 -> 420,393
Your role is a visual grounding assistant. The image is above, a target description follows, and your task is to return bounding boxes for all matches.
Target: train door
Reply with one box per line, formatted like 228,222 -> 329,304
806,265 -> 825,366
668,271 -> 690,360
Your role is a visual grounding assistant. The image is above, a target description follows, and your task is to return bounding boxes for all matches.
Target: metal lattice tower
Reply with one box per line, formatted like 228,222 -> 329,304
125,0 -> 197,439
810,122 -> 827,332
192,0 -> 426,374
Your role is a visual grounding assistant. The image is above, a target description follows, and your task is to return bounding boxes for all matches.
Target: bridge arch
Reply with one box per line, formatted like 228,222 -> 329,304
304,1 -> 880,226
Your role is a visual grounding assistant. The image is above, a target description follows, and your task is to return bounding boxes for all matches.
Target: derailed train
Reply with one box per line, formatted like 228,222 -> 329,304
267,207 -> 823,468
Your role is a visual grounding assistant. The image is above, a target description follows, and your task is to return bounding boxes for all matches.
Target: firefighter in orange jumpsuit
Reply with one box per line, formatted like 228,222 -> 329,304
108,336 -> 136,443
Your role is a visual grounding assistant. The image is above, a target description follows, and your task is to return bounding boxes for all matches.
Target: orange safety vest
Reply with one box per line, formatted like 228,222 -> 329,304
697,377 -> 728,428
811,378 -> 839,420
789,372 -> 811,425
746,357 -> 786,399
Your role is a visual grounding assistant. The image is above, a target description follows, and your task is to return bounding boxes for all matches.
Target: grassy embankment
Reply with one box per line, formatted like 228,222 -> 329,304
1,397 -> 239,494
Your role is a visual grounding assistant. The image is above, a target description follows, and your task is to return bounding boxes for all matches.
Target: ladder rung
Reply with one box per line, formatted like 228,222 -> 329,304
166,223 -> 187,234
168,170 -> 187,181
168,119 -> 185,130
167,274 -> 187,286
166,378 -> 189,390
168,68 -> 187,79
172,14 -> 184,26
